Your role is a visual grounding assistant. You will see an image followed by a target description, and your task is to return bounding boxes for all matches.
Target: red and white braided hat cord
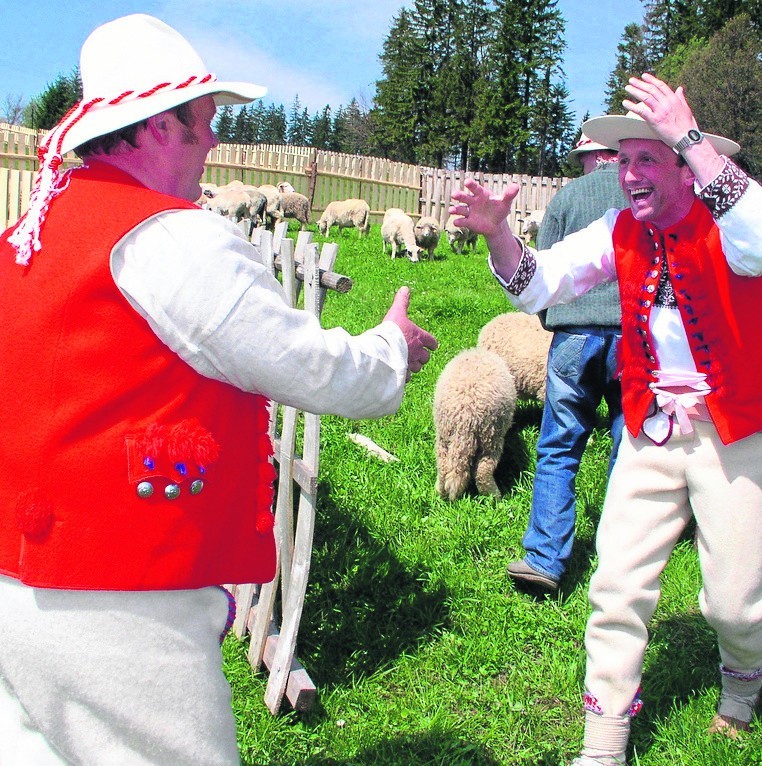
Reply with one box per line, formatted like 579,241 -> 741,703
8,74 -> 216,267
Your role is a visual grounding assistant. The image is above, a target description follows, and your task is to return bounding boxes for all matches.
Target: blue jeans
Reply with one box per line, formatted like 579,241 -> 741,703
522,326 -> 624,581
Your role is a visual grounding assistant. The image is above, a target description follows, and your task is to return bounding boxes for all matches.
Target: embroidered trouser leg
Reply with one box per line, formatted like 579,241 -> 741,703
0,577 -> 241,766
583,421 -> 762,721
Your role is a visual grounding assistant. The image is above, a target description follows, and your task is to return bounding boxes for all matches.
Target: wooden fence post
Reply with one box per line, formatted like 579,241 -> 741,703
228,220 -> 349,714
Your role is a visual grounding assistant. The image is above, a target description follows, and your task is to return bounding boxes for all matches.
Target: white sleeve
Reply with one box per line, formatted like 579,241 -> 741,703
110,208 -> 408,418
497,209 -> 619,314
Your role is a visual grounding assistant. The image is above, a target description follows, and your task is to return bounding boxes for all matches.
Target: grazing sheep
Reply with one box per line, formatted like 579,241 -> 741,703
414,215 -> 441,259
519,209 -> 545,242
477,312 -> 552,402
434,348 -> 517,501
240,186 -> 268,228
277,181 -> 295,194
317,199 -> 371,238
381,208 -> 421,262
445,214 -> 478,254
271,191 -> 311,229
205,187 -> 259,222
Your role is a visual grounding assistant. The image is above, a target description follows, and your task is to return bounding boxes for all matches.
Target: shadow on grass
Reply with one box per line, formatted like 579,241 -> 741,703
252,731 -> 503,766
293,481 -> 452,688
629,611 -> 721,757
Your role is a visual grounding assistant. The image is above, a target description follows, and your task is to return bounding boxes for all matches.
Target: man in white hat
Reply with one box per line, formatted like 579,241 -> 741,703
0,14 -> 436,766
507,134 -> 627,594
452,73 -> 762,764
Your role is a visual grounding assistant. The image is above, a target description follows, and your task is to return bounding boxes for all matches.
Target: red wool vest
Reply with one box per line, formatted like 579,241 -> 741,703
0,161 -> 276,589
614,201 -> 762,445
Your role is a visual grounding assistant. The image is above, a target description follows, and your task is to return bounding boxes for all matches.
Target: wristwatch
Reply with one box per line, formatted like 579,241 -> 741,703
673,129 -> 703,154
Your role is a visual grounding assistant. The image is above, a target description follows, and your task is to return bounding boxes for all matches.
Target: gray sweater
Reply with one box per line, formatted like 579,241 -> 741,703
537,162 -> 628,329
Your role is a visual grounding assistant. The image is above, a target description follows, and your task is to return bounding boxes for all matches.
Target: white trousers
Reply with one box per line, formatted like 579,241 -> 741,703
584,421 -> 762,716
0,577 -> 241,765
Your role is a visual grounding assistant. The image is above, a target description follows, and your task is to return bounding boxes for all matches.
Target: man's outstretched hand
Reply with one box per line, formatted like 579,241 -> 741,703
384,286 -> 438,380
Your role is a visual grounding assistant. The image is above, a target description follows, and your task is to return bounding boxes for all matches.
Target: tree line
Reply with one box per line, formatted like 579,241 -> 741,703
4,0 -> 761,177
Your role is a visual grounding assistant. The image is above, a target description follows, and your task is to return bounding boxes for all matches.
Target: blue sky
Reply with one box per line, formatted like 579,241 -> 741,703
1,0 -> 644,128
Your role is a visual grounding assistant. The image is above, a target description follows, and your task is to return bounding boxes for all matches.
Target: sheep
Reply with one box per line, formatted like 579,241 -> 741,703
256,184 -> 284,228
277,181 -> 295,194
240,186 -> 268,228
381,208 -> 421,262
413,215 -> 441,259
444,214 -> 478,254
433,348 -> 517,501
204,187 -> 259,221
477,312 -> 552,403
519,209 -> 545,243
317,199 -> 371,238
270,191 -> 311,229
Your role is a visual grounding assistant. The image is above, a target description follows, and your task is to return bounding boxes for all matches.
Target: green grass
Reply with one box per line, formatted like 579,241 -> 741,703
223,223 -> 761,766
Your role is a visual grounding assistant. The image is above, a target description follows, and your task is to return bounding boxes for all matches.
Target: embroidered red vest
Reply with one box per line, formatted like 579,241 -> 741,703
0,161 -> 276,589
614,201 -> 762,445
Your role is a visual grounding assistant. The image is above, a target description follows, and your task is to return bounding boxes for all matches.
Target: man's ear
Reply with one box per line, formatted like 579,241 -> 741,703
145,111 -> 172,145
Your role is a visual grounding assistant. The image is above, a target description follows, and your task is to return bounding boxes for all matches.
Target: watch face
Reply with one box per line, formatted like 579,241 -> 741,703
687,129 -> 701,141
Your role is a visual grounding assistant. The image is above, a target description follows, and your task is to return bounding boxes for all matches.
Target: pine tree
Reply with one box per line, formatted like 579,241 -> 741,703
311,106 -> 333,149
604,23 -> 652,113
28,68 -> 82,129
214,105 -> 235,142
373,8 -> 423,162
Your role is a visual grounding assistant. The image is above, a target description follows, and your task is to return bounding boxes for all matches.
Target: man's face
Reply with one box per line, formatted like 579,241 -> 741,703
167,95 -> 219,202
618,138 -> 696,230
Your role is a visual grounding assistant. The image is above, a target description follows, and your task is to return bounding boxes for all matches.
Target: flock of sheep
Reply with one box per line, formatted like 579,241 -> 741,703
198,180 -> 480,260
200,179 -> 550,505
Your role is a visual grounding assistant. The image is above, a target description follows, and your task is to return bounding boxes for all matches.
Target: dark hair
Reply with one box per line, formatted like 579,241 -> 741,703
74,101 -> 196,158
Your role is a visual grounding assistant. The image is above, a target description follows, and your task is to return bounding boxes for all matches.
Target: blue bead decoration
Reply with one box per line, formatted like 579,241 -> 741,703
144,457 -> 155,469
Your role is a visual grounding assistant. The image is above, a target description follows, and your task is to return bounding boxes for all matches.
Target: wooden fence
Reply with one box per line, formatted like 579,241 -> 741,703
1,122 -> 568,232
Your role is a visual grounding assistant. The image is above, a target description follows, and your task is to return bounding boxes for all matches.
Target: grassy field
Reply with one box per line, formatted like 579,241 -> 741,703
223,222 -> 761,766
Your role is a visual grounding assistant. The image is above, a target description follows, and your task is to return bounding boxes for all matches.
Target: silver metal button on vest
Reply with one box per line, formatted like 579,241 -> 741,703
190,480 -> 204,495
165,484 -> 181,500
136,481 -> 154,499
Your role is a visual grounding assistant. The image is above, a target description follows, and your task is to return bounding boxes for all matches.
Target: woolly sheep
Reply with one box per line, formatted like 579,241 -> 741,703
414,215 -> 441,259
277,181 -> 296,194
317,198 -> 371,238
205,187 -> 259,222
519,209 -> 545,242
444,214 -> 478,254
433,348 -> 517,501
271,191 -> 311,229
477,312 -> 551,402
381,208 -> 421,262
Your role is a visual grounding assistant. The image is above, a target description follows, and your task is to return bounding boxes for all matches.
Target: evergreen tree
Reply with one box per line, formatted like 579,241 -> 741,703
373,8 -> 422,162
604,23 -> 652,113
287,95 -> 311,145
28,68 -> 82,129
260,104 -> 287,144
232,105 -> 252,144
311,105 -> 333,149
214,105 -> 235,142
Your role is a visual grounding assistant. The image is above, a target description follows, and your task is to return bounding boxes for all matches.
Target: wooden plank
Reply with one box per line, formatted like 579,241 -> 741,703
262,630 -> 317,712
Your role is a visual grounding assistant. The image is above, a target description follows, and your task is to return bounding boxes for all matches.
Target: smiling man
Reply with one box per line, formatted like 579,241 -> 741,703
451,73 -> 762,765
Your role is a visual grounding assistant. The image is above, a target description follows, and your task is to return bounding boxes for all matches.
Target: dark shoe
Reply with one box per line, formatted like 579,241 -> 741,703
507,559 -> 559,591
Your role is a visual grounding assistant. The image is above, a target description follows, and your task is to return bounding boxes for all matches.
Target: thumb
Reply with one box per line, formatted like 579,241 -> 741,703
391,285 -> 411,314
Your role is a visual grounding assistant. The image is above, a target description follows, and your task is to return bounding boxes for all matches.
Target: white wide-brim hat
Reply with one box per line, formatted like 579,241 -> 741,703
566,133 -> 614,164
9,14 -> 267,268
582,112 -> 740,157
60,14 -> 267,154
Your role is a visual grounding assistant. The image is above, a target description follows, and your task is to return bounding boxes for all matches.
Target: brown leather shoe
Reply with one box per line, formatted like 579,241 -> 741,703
507,559 -> 559,591
708,713 -> 751,739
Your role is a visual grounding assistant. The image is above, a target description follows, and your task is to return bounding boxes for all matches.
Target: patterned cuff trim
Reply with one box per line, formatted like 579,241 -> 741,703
699,157 -> 749,219
719,664 -> 762,681
488,238 -> 536,295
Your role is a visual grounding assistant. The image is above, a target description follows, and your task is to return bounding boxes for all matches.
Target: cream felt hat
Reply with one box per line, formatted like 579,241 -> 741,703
9,14 -> 266,266
566,133 -> 614,164
582,112 -> 740,157
59,14 -> 267,154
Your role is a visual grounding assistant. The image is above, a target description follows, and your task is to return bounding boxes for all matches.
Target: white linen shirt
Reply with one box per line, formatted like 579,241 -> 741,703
110,208 -> 408,418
